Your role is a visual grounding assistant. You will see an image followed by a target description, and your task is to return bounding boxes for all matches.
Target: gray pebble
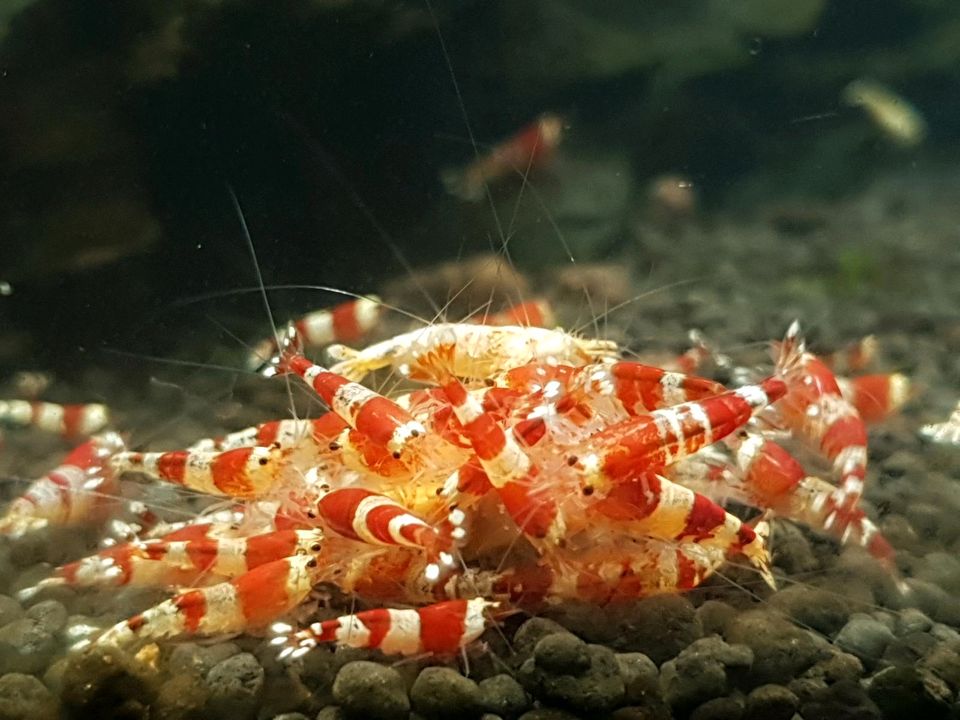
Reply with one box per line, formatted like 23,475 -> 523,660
769,585 -> 850,635
518,643 -> 625,714
801,650 -> 864,684
867,666 -> 953,718
478,674 -> 528,718
800,679 -> 881,720
915,551 -> 960,594
696,601 -> 736,637
0,672 -> 58,720
610,596 -> 702,664
332,661 -> 410,720
660,636 -> 752,711
24,599 -> 66,634
516,710 -> 580,720
169,641 -> 241,676
615,652 -> 660,705
895,608 -> 933,636
930,623 -> 960,644
0,596 -> 23,627
921,645 -> 960,691
410,666 -> 481,719
743,684 -> 797,720
835,614 -> 896,665
689,694 -> 744,720
534,633 -> 590,674
315,708 -> 346,720
0,618 -> 57,675
206,652 -> 265,720
271,714 -> 309,720
725,610 -> 828,685
511,618 -> 571,659
770,520 -> 820,574
153,672 -> 209,720
60,645 -> 157,716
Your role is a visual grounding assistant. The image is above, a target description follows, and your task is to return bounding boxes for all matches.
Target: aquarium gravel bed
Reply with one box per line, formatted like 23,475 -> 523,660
0,170 -> 959,720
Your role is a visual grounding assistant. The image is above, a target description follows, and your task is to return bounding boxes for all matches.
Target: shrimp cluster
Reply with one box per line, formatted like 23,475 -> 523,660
0,296 -> 915,662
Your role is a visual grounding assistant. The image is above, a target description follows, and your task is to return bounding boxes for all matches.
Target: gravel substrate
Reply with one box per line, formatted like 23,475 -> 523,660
0,168 -> 958,719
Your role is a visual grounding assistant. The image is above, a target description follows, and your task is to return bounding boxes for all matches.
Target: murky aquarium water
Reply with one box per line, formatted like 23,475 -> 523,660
0,1 -> 958,718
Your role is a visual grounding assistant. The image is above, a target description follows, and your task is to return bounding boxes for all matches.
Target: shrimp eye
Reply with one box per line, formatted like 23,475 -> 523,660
329,441 -> 341,451
306,558 -> 318,568
566,455 -> 578,467
258,457 -> 269,466
582,485 -> 595,496
310,543 -> 322,552
392,451 -> 402,459
306,511 -> 316,519
410,429 -> 420,438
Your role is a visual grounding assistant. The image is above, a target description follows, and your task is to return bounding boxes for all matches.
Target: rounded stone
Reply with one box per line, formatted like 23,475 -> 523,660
696,601 -> 736,637
867,666 -> 952,718
205,652 -> 265,720
332,661 -> 410,720
478,674 -> 529,718
660,636 -> 752,712
743,684 -> 797,720
168,641 -> 241,676
519,644 -> 625,714
615,652 -> 660,705
834,614 -> 896,666
511,618 -> 571,659
725,611 -> 828,685
0,672 -> 58,720
0,597 -> 23,628
768,586 -> 850,635
610,595 -> 702,664
60,645 -> 157,717
921,645 -> 960,691
410,666 -> 482,719
24,600 -> 67,635
689,695 -> 744,720
534,633 -> 590,674
0,618 -> 58,675
895,608 -> 933,636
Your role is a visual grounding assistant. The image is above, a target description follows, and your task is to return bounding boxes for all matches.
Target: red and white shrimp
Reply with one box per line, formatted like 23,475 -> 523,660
0,400 -> 110,439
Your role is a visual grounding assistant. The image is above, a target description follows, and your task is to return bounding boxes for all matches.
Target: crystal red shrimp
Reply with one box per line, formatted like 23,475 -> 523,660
836,372 -> 912,424
110,445 -> 288,499
92,552 -> 324,650
0,432 -> 124,535
315,487 -> 453,578
774,322 -> 869,529
264,330 -> 428,461
26,528 -> 325,596
473,299 -> 556,328
275,597 -> 495,659
245,296 -> 382,370
0,400 -> 110,439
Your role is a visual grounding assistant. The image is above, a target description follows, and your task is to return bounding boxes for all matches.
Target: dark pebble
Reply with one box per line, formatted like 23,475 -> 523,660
610,596 -> 702,664
801,650 -> 864,684
518,643 -> 625,714
0,596 -> 23,627
867,666 -> 953,719
0,672 -> 58,720
0,618 -> 57,675
615,652 -> 660,706
516,710 -> 580,720
742,684 -> 797,720
315,708 -> 346,720
921,645 -> 960,691
24,599 -> 67,634
770,521 -> 820,574
696,601 -> 736,637
725,610 -> 828,685
895,608 -> 933,636
800,679 -> 881,720
332,661 -> 410,720
900,580 -> 960,625
609,705 -> 671,720
478,674 -> 529,719
410,666 -> 481,719
168,642 -> 241,677
769,585 -> 850,635
689,694 -> 744,720
511,618 -> 571,659
153,672 -> 208,720
660,636 -> 752,711
205,652 -> 265,720
915,551 -> 960,593
60,645 -> 157,718
534,633 -> 590,674
271,714 -> 309,720
835,614 -> 896,666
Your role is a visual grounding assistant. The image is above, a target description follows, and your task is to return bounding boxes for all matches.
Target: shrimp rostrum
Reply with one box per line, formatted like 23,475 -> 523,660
1,304 -> 906,660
